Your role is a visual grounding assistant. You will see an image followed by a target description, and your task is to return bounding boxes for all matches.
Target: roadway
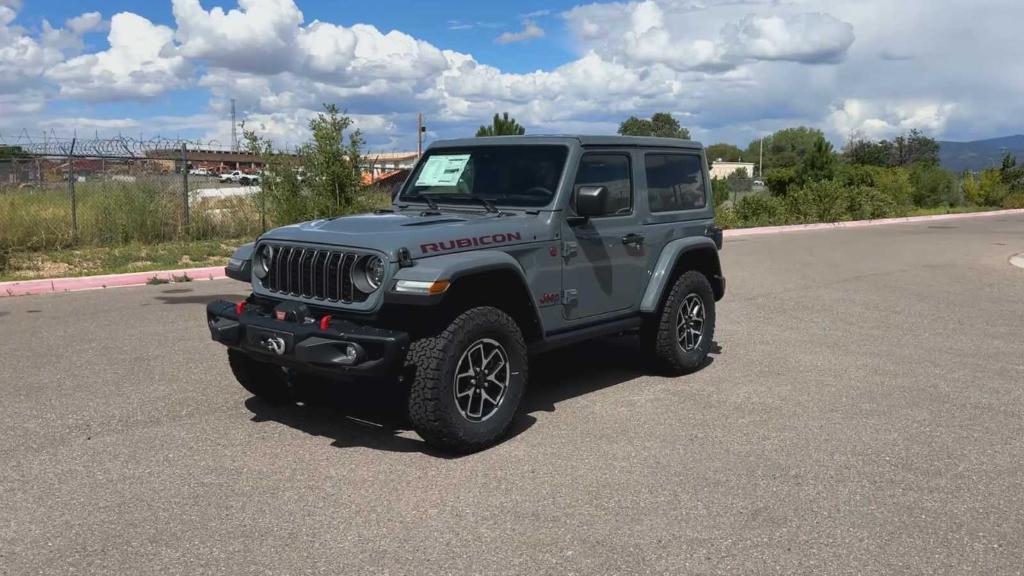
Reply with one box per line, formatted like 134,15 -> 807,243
2,213 -> 1023,574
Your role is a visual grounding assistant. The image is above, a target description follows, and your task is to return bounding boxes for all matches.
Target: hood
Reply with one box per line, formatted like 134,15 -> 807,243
259,209 -> 555,261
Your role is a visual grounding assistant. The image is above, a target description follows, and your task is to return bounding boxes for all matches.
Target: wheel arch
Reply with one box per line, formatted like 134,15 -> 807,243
640,237 -> 724,314
390,250 -> 544,344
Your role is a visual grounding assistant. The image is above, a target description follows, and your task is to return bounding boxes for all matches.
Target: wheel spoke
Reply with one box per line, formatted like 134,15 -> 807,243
675,293 -> 707,352
452,338 -> 511,423
481,388 -> 499,405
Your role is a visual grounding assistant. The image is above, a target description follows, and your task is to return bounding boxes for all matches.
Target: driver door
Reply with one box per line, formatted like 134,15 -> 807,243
561,151 -> 647,321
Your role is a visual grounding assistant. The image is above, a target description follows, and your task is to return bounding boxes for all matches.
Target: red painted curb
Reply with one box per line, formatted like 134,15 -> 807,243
1,266 -> 226,298
723,208 -> 1024,238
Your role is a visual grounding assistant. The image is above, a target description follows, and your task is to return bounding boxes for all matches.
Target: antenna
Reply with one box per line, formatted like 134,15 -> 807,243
230,98 -> 238,152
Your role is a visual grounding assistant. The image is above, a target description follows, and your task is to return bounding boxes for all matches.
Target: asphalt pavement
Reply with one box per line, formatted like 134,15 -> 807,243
2,213 -> 1023,575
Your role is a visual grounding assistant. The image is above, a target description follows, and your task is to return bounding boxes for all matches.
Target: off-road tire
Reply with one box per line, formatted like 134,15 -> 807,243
228,349 -> 294,404
645,271 -> 716,375
406,306 -> 528,453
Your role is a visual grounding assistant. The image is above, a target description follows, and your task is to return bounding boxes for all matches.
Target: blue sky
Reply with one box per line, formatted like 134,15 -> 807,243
2,0 -> 1023,152
14,0 -> 582,72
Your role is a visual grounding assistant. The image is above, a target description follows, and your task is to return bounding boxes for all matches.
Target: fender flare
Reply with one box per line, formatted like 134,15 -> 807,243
388,250 -> 543,321
391,249 -> 530,284
225,242 -> 254,282
640,236 -> 722,313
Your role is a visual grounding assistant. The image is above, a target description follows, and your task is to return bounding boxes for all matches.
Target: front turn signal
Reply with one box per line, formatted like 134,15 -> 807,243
394,279 -> 450,295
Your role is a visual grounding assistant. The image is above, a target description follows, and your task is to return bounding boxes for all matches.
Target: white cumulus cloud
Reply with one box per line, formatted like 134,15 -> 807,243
171,0 -> 303,74
3,0 -> 1024,149
46,12 -> 189,100
495,20 -> 545,45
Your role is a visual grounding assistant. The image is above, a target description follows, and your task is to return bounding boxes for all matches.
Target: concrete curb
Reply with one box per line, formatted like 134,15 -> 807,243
2,208 -> 1022,299
723,208 -> 1024,238
1,266 -> 226,298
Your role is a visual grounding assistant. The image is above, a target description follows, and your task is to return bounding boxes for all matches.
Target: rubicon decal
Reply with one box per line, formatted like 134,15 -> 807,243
421,232 -> 522,254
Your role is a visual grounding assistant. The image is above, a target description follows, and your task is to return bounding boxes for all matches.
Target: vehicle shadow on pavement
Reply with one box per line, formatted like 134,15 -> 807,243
524,336 -> 719,415
154,293 -> 247,305
240,335 -> 718,457
243,375 -> 539,458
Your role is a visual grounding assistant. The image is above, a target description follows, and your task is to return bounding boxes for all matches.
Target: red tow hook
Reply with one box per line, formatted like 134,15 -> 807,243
319,315 -> 332,331
235,300 -> 246,315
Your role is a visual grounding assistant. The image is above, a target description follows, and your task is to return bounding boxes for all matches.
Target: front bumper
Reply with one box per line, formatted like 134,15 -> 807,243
206,300 -> 410,378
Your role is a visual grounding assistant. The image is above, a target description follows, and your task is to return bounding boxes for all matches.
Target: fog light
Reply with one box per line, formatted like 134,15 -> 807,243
336,343 -> 362,366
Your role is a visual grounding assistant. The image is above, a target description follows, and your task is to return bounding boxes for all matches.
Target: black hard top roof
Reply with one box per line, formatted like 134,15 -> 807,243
431,135 -> 704,150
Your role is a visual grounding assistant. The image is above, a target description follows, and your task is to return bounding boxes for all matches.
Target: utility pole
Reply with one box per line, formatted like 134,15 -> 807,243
230,98 -> 238,152
759,136 -> 764,178
417,113 -> 425,158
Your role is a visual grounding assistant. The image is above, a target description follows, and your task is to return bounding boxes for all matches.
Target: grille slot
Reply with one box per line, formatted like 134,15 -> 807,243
261,244 -> 370,303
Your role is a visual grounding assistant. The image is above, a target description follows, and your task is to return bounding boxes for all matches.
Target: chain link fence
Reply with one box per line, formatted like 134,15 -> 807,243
1,137 -> 267,251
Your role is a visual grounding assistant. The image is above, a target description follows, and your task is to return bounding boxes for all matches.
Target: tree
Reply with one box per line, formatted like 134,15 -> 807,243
797,136 -> 837,183
888,129 -> 939,167
763,167 -> 799,196
842,133 -> 889,166
302,104 -> 365,217
746,127 -> 827,172
727,166 -> 749,180
244,103 -> 365,225
706,143 -> 744,163
617,112 -> 690,139
477,112 -> 525,137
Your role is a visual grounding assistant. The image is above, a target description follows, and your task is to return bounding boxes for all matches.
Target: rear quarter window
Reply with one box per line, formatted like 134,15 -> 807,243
644,154 -> 706,213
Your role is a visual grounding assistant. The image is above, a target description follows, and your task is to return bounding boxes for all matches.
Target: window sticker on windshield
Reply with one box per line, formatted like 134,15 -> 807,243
415,154 -> 471,186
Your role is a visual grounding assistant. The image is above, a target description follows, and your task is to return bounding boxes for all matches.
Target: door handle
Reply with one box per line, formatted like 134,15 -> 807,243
621,233 -> 644,246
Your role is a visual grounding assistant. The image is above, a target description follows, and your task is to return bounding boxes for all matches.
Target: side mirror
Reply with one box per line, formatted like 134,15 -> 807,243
575,185 -> 609,218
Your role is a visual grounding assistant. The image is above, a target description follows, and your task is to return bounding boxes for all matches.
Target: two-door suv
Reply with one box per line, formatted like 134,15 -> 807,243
207,135 -> 725,452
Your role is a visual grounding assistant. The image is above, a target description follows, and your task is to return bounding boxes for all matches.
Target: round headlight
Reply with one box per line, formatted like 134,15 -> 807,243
352,255 -> 385,293
364,256 -> 385,290
254,244 -> 273,279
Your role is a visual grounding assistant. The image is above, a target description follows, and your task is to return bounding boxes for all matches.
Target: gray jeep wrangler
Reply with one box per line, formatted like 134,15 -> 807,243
206,135 -> 725,453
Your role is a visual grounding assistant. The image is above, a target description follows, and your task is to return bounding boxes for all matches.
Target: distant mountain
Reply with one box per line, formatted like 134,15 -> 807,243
939,135 -> 1024,172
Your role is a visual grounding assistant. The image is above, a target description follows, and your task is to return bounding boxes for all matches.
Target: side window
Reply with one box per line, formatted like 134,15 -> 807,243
645,154 -> 706,213
573,154 -> 632,216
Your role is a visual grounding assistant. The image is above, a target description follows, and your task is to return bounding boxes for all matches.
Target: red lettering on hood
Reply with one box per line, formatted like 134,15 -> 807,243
420,232 -> 524,254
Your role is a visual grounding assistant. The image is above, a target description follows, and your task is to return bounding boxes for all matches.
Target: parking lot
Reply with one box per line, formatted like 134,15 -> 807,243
2,213 -> 1022,574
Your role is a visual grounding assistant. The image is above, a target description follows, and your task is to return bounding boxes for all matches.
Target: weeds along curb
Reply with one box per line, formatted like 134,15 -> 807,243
2,208 -> 1022,299
1,266 -> 225,298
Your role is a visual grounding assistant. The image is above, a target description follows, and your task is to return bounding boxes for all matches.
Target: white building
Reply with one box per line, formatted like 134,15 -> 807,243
709,160 -> 756,180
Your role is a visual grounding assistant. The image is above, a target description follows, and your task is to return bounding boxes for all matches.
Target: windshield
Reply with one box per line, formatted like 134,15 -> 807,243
399,145 -> 568,208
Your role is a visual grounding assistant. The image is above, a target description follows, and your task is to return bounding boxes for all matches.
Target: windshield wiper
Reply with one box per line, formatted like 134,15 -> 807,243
419,195 -> 439,210
421,193 -> 498,213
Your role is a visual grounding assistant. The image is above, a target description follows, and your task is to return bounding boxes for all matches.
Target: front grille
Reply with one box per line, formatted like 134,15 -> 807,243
262,244 -> 369,303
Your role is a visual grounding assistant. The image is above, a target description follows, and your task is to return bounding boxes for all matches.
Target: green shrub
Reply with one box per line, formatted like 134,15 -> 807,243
975,169 -> 1010,206
847,186 -> 899,220
0,240 -> 10,273
735,193 -> 790,226
764,167 -> 798,196
910,163 -> 960,207
1003,192 -> 1024,209
875,167 -> 913,208
784,179 -> 850,223
715,204 -> 739,229
712,178 -> 730,206
835,163 -> 882,188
